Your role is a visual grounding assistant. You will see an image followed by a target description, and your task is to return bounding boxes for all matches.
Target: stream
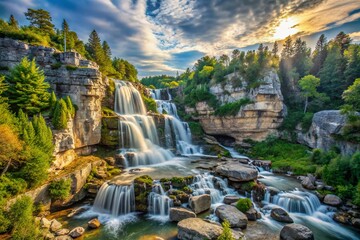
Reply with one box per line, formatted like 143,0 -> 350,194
56,84 -> 360,240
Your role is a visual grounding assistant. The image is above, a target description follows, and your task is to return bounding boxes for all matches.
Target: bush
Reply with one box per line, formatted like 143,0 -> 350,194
215,98 -> 252,116
49,179 -> 72,200
142,95 -> 157,113
188,122 -> 204,137
235,198 -> 252,213
52,99 -> 69,130
217,220 -> 235,240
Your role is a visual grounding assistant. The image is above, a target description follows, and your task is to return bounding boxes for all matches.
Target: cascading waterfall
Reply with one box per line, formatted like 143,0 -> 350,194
148,181 -> 173,219
115,81 -> 173,166
190,173 -> 236,204
93,183 -> 135,216
150,88 -> 202,155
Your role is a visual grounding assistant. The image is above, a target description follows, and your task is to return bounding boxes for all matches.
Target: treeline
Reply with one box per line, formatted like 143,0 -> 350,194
0,9 -> 138,81
141,75 -> 183,89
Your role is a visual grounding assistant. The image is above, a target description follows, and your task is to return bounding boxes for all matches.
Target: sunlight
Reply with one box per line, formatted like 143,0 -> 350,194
273,17 -> 299,40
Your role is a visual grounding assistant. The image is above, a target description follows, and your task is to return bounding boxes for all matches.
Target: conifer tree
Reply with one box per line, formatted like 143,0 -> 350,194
65,96 -> 75,117
33,114 -> 53,155
272,41 -> 278,56
86,30 -> 104,63
310,34 -> 328,76
52,99 -> 68,130
25,8 -> 54,35
49,91 -> 57,109
8,15 -> 18,29
4,57 -> 50,115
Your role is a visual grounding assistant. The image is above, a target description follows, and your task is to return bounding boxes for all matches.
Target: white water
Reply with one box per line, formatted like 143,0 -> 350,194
115,81 -> 173,166
148,180 -> 173,221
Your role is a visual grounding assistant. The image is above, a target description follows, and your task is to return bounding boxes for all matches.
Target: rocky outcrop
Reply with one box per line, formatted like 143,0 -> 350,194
297,110 -> 360,155
215,205 -> 248,229
189,194 -> 211,214
215,162 -> 258,182
191,69 -> 286,143
323,194 -> 342,206
0,38 -> 106,168
169,208 -> 196,222
280,224 -> 314,240
177,218 -> 243,240
270,208 -> 294,223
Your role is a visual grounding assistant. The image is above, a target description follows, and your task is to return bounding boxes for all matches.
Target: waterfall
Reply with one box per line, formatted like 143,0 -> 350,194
148,181 -> 173,219
150,88 -> 202,155
114,81 -> 173,166
190,173 -> 236,204
93,183 -> 135,216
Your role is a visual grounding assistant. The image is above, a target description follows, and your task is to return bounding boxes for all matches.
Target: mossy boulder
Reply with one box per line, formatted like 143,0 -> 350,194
134,175 -> 153,212
161,176 -> 194,188
100,117 -> 120,147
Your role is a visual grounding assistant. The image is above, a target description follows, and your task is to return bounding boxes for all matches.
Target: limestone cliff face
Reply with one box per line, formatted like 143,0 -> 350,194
189,70 -> 286,143
0,38 -> 106,168
297,110 -> 360,155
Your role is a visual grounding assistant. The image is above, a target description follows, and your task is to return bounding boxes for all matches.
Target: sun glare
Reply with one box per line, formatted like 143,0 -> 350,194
273,18 -> 299,40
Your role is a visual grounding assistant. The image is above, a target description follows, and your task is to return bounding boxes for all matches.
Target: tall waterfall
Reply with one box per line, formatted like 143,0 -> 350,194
114,81 -> 173,167
150,88 -> 202,155
93,183 -> 135,216
148,181 -> 173,220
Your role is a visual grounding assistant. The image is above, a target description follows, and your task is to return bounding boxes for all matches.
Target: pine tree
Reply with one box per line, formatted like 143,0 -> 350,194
310,34 -> 328,76
65,96 -> 75,117
86,30 -> 104,63
102,41 -> 111,59
25,8 -> 54,35
25,121 -> 36,145
0,75 -> 7,102
49,91 -> 57,109
293,38 -> 311,78
272,41 -> 278,56
52,99 -> 69,130
345,45 -> 360,87
8,15 -> 18,29
33,114 -> 53,155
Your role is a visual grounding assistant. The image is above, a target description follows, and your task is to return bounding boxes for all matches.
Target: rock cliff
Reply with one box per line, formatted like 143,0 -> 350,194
297,110 -> 360,155
0,38 -> 106,168
188,70 -> 286,144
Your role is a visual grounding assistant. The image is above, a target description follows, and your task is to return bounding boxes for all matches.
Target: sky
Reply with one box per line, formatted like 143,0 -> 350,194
0,0 -> 360,78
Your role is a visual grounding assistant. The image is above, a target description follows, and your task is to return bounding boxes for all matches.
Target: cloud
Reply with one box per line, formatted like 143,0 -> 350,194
349,31 -> 360,42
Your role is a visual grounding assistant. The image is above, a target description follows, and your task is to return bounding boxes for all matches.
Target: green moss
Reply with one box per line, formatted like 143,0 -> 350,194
102,107 -> 117,117
108,168 -> 121,176
240,181 -> 257,192
235,198 -> 252,213
214,98 -> 252,116
135,175 -> 153,186
188,122 -> 204,137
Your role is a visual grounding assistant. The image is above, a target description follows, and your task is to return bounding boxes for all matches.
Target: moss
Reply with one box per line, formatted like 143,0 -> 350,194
240,181 -> 257,192
102,107 -> 117,117
108,168 -> 121,176
235,198 -> 252,213
135,175 -> 153,186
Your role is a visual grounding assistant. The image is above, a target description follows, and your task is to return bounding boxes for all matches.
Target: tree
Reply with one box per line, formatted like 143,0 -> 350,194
293,38 -> 311,78
8,15 -> 18,29
342,78 -> 360,112
335,31 -> 351,55
272,41 -> 278,56
86,30 -> 104,64
219,54 -> 230,67
102,41 -> 111,59
310,34 -> 328,76
345,45 -> 360,87
52,99 -> 69,130
0,124 -> 23,176
4,57 -> 50,114
25,8 -> 54,35
0,75 -> 7,103
299,75 -> 328,113
217,220 -> 234,240
65,96 -> 75,117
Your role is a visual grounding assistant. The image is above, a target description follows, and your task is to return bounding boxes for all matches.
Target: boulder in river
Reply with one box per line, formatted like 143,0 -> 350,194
169,207 -> 196,222
88,218 -> 101,229
223,195 -> 240,205
324,194 -> 342,206
270,208 -> 294,223
189,194 -> 211,214
177,218 -> 243,240
280,223 -> 314,240
215,162 -> 258,182
40,217 -> 52,229
246,207 -> 260,221
301,177 -> 316,190
215,205 -> 248,229
69,227 -> 85,238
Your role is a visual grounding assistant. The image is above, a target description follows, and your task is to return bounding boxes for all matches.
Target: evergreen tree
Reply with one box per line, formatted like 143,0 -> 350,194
335,31 -> 351,55
33,114 -> 53,155
8,15 -> 18,29
102,41 -> 111,59
49,91 -> 57,109
52,99 -> 69,130
65,96 -> 75,117
24,121 -> 36,145
272,41 -> 278,56
86,30 -> 104,64
25,8 -> 54,35
4,57 -> 50,114
293,38 -> 311,78
62,19 -> 69,33
0,75 -> 7,102
345,45 -> 360,87
311,34 -> 328,76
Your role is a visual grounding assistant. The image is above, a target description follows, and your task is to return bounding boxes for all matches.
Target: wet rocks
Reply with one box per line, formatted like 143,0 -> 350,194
215,205 -> 248,229
246,207 -> 261,221
189,194 -> 211,214
215,162 -> 258,182
301,175 -> 316,190
69,227 -> 85,238
223,195 -> 240,205
55,229 -> 70,236
88,218 -> 101,229
50,219 -> 63,232
40,217 -> 52,229
324,194 -> 342,206
280,223 -> 314,240
169,207 -> 196,222
270,208 -> 293,223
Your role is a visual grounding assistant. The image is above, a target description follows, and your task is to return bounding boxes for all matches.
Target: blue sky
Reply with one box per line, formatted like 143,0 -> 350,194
1,0 -> 360,77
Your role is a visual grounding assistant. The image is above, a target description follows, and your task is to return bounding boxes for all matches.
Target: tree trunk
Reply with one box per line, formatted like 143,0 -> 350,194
1,159 -> 11,177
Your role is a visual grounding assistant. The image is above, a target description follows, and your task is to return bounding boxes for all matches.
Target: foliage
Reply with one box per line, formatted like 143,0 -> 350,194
342,78 -> 360,112
217,220 -> 235,240
141,75 -> 183,89
299,75 -> 328,113
215,98 -> 252,116
4,57 -> 50,114
188,122 -> 204,137
142,94 -> 157,113
25,8 -> 54,35
235,198 -> 252,213
49,179 -> 72,200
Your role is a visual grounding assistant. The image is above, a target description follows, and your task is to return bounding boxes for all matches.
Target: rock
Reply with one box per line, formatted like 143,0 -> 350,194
333,212 -> 350,224
41,217 -> 52,229
223,195 -> 240,205
169,208 -> 196,222
246,207 -> 259,221
189,194 -> 211,214
267,187 -> 280,196
104,157 -> 116,166
44,232 -> 55,240
54,236 -> 73,240
351,218 -> 360,229
67,207 -> 87,218
324,185 -> 335,191
69,227 -> 85,238
88,218 -> 101,229
301,176 -> 316,190
324,194 -> 342,206
280,224 -> 314,240
215,162 -> 258,182
50,219 -> 63,232
55,229 -> 70,236
177,218 -> 243,240
348,210 -> 360,218
270,208 -> 293,223
215,205 -> 248,229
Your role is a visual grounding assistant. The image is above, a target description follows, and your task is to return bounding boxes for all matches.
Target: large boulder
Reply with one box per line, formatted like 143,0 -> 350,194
189,194 -> 211,214
177,218 -> 243,240
301,175 -> 316,190
215,205 -> 248,229
280,224 -> 314,240
69,227 -> 85,238
246,207 -> 261,221
223,195 -> 240,205
169,208 -> 196,222
324,194 -> 342,206
270,208 -> 294,223
88,218 -> 101,229
55,229 -> 70,236
50,219 -> 63,232
40,217 -> 52,229
215,162 -> 258,182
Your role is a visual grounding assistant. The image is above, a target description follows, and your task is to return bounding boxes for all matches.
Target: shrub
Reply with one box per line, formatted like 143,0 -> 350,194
142,95 -> 157,113
235,198 -> 252,213
215,98 -> 252,116
217,220 -> 235,240
188,122 -> 204,137
52,99 -> 69,130
48,179 -> 72,200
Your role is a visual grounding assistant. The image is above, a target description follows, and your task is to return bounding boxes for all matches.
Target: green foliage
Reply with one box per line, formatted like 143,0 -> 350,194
215,98 -> 252,116
49,179 -> 72,200
299,75 -> 328,113
235,198 -> 252,213
0,176 -> 27,200
142,94 -> 157,113
354,182 -> 360,206
188,122 -> 204,137
135,175 -> 153,186
4,57 -> 50,115
217,220 -> 235,240
25,8 -> 54,35
52,99 -> 69,130
141,75 -> 183,88
342,78 -> 360,112
9,196 -> 39,240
